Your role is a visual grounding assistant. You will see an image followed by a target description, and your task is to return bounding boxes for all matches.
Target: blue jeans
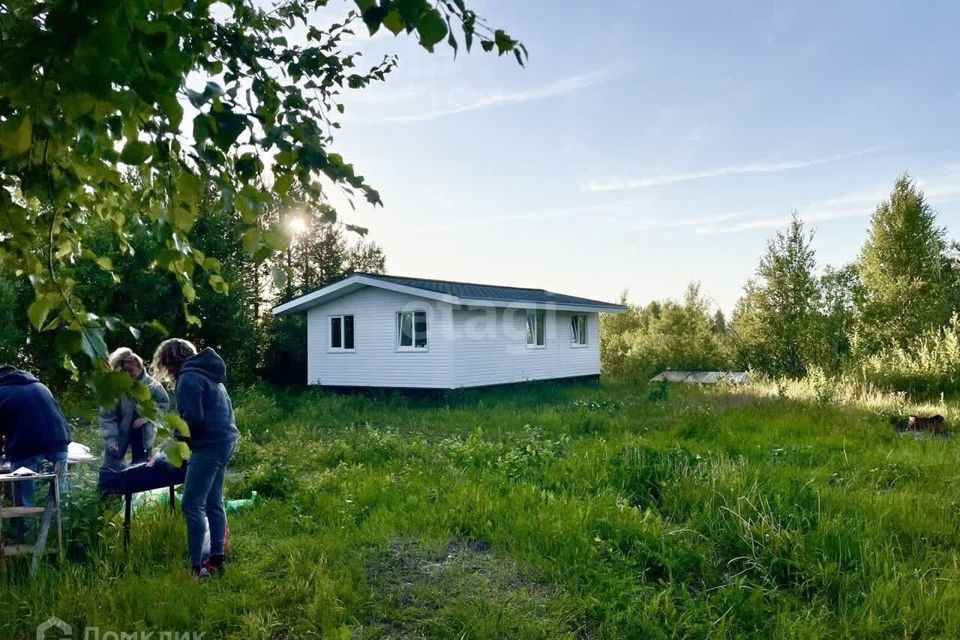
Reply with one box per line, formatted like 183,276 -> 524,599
11,450 -> 69,508
182,439 -> 236,568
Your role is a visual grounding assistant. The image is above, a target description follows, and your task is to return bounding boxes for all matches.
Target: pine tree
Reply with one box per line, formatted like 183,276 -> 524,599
731,214 -> 822,376
856,175 -> 953,352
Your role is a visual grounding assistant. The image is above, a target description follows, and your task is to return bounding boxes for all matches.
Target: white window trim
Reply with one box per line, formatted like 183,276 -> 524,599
396,310 -> 429,352
327,314 -> 355,352
570,314 -> 588,348
526,310 -> 547,349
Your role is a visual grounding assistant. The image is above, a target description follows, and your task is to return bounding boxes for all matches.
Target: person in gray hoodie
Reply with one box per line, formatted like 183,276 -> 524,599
99,348 -> 169,469
0,365 -> 71,508
152,339 -> 239,579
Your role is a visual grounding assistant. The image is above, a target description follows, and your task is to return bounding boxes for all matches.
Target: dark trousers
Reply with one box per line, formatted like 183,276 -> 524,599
103,429 -> 151,469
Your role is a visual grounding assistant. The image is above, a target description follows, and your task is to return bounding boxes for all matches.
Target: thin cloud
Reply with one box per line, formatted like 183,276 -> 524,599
413,201 -> 625,234
374,69 -> 613,124
583,147 -> 882,193
695,207 -> 867,235
612,211 -> 750,232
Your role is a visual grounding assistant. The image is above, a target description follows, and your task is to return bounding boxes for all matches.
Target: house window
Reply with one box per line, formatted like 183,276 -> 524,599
571,315 -> 587,346
329,315 -> 354,350
526,310 -> 546,347
397,311 -> 427,349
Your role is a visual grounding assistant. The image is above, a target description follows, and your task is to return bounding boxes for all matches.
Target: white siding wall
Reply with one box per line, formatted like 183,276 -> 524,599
451,308 -> 601,388
304,288 -> 601,389
305,288 -> 455,388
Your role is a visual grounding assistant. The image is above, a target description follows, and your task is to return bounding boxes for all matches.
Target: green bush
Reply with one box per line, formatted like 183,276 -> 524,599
857,314 -> 960,396
602,284 -> 729,381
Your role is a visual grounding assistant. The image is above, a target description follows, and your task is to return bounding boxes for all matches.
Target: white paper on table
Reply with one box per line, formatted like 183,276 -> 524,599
68,441 -> 95,462
10,466 -> 37,476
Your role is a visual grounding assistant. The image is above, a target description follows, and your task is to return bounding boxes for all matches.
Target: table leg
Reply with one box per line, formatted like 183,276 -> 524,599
54,477 -> 63,562
32,480 -> 55,573
123,493 -> 132,554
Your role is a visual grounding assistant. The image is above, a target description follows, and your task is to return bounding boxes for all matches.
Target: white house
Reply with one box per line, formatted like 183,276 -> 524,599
272,273 -> 627,389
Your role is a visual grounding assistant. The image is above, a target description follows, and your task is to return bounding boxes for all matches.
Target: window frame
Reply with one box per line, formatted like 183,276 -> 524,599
327,314 -> 355,352
396,310 -> 429,352
570,314 -> 588,347
525,309 -> 546,349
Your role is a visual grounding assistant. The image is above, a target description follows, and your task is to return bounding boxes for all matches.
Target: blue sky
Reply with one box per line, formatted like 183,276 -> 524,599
323,0 -> 960,313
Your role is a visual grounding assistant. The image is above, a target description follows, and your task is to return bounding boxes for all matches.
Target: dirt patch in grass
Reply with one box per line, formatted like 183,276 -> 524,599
355,539 -> 583,639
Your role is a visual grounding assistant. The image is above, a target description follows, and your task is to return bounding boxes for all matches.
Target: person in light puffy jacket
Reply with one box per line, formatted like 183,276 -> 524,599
152,339 -> 239,580
0,365 -> 71,508
99,348 -> 169,469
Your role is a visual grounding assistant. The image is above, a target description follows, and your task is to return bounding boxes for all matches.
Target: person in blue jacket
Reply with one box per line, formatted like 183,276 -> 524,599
0,365 -> 71,508
152,339 -> 239,580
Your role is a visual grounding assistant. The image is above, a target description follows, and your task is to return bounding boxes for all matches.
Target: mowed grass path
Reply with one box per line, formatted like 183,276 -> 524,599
3,382 -> 960,639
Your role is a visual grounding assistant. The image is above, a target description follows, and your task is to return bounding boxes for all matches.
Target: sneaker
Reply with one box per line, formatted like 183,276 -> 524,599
208,554 -> 226,573
193,566 -> 211,582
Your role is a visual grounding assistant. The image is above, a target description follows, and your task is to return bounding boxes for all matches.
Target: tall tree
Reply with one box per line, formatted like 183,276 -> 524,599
818,263 -> 860,371
855,175 -> 954,353
345,239 -> 387,275
731,214 -> 822,376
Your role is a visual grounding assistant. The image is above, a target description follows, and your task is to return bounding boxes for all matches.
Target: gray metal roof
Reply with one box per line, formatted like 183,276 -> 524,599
354,273 -> 627,311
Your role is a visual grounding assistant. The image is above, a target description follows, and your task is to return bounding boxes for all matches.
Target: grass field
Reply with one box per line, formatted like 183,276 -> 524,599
3,380 -> 960,639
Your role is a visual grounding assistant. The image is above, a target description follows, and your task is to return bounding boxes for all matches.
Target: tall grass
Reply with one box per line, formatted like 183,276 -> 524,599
857,315 -> 960,397
2,381 -> 959,638
739,367 -> 954,423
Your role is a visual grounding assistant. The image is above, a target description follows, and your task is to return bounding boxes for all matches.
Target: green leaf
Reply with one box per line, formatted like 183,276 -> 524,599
61,354 -> 80,380
272,264 -> 288,289
241,228 -> 260,254
263,228 -> 288,251
28,296 -> 54,330
211,110 -> 247,150
130,379 -> 153,404
493,29 -> 516,55
166,413 -> 190,438
383,9 -> 405,35
145,320 -> 169,337
56,330 -> 83,354
92,370 -> 134,407
120,140 -> 153,165
416,9 -> 448,51
158,93 -> 184,128
95,256 -> 113,271
209,274 -> 229,295
193,113 -> 212,147
274,172 -> 293,196
235,154 -> 262,180
163,440 -> 191,468
0,115 -> 32,158
80,327 -> 109,363
171,203 -> 197,232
